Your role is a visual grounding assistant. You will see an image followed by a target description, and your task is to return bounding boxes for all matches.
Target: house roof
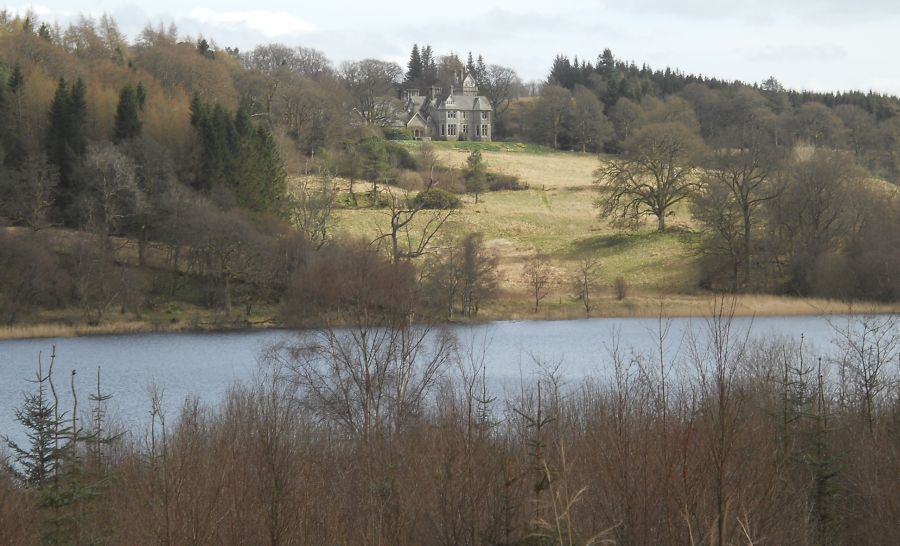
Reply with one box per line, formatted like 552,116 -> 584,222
406,111 -> 428,128
436,94 -> 493,111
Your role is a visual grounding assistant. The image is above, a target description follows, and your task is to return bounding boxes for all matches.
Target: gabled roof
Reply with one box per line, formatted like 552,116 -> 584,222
436,94 -> 492,111
406,111 -> 428,128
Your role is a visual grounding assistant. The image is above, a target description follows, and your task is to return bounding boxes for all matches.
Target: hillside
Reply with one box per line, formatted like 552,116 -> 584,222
327,142 -> 898,319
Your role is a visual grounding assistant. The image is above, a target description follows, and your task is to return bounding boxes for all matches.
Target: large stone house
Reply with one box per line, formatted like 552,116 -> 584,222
403,73 -> 493,141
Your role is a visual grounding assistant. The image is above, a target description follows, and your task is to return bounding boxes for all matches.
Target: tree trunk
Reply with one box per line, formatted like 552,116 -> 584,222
742,208 -> 752,287
657,213 -> 666,232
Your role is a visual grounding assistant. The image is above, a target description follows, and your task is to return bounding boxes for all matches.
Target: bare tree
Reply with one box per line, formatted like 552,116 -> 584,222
80,143 -> 144,241
340,59 -> 404,126
287,173 -> 337,250
572,257 -> 601,317
376,190 -> 454,264
595,122 -> 705,231
523,254 -> 554,312
0,154 -> 58,231
701,123 -> 783,286
479,64 -> 521,137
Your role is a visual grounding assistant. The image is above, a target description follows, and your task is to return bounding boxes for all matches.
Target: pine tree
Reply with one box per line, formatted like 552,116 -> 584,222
466,52 -> 476,77
249,125 -> 287,214
2,357 -> 66,487
421,45 -> 437,88
465,149 -> 488,203
405,44 -> 423,88
112,84 -> 143,143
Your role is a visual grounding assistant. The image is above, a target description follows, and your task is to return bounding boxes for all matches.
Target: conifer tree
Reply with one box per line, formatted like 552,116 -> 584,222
46,77 -> 88,221
405,44 -> 423,88
421,45 -> 437,88
112,83 -> 143,143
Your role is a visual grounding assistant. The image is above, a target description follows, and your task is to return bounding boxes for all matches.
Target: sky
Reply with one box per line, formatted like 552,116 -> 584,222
7,0 -> 900,95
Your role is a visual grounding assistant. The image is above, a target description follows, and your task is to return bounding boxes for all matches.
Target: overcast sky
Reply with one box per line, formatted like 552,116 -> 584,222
9,1 -> 900,94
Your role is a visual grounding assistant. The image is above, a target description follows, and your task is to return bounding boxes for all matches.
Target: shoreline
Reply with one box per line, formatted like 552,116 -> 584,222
1,294 -> 897,341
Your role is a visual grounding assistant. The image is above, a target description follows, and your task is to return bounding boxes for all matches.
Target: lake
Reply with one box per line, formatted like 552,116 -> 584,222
0,314 -> 888,446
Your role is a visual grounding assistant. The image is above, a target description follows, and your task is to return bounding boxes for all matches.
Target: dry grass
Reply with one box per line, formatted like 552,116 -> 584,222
433,146 -> 601,189
331,145 -> 900,319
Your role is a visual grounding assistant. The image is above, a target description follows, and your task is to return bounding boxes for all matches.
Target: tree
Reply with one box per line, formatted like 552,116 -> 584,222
531,84 -> 573,149
46,77 -> 88,221
79,143 -> 143,238
341,59 -> 404,126
465,149 -> 487,203
357,136 -> 390,202
112,83 -> 144,143
459,233 -> 497,317
288,173 -> 337,250
792,102 -> 845,148
698,123 -> 783,288
2,62 -> 26,169
595,122 -> 705,231
404,44 -> 423,88
0,154 -> 58,230
572,257 -> 601,316
377,191 -> 454,264
766,150 -> 861,295
572,85 -> 612,152
523,254 -> 553,312
609,97 -> 642,145
478,65 -> 520,137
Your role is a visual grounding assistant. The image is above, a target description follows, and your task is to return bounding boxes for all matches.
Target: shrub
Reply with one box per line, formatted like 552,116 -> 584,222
488,173 -> 527,191
414,188 -> 462,210
383,127 -> 413,140
614,276 -> 628,300
396,170 -> 425,191
385,141 -> 417,169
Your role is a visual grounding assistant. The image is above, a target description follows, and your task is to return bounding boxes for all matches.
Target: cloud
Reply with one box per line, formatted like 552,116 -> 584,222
748,43 -> 847,63
186,8 -> 315,38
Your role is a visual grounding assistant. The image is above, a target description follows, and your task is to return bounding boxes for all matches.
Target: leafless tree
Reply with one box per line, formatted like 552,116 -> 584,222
80,143 -> 144,241
595,122 -> 705,231
572,257 -> 601,317
376,190 -> 454,264
523,254 -> 554,312
479,64 -> 521,136
0,154 -> 58,231
340,59 -> 404,126
287,173 -> 337,250
700,123 -> 784,286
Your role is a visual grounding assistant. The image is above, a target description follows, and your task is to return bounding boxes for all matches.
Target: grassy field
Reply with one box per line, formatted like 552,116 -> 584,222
330,142 -> 900,319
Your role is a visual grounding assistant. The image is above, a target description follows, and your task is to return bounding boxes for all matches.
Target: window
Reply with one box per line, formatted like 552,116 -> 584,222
481,124 -> 489,136
462,124 -> 469,134
448,124 -> 457,136
462,111 -> 468,119
441,123 -> 446,136
481,112 -> 489,120
447,110 -> 457,119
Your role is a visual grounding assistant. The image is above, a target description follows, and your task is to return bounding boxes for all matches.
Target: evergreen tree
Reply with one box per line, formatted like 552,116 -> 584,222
246,125 -> 287,214
2,360 -> 66,487
466,52 -> 476,77
112,84 -> 143,143
46,77 -> 88,220
465,149 -> 487,203
405,44 -> 423,88
421,45 -> 437,88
